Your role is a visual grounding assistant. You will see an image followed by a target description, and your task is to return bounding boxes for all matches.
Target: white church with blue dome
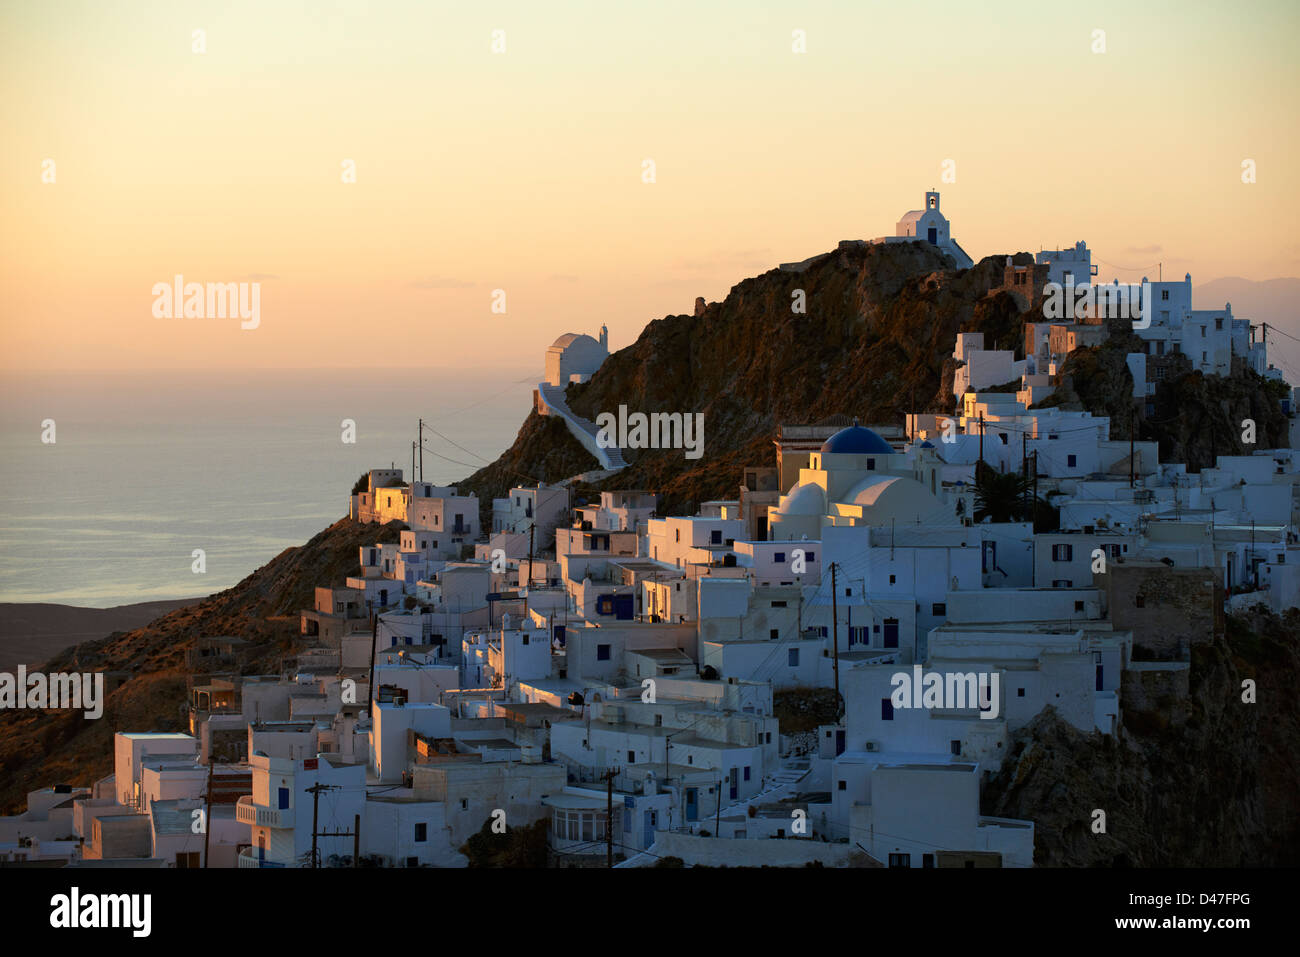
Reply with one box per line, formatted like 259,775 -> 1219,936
769,421 -> 954,541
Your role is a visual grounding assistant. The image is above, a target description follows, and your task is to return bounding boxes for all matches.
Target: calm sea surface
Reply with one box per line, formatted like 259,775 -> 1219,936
0,368 -> 536,607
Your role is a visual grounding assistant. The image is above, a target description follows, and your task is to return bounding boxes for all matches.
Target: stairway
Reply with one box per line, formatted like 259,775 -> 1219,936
536,382 -> 628,471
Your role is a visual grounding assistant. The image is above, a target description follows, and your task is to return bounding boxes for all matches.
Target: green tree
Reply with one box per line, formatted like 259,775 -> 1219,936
458,817 -> 549,867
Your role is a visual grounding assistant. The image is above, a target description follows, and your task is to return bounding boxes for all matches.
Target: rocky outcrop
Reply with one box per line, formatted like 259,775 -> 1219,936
460,243 -> 1027,515
982,609 -> 1300,866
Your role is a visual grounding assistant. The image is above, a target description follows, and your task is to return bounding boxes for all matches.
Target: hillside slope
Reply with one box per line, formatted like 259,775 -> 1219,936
0,518 -> 403,813
461,243 -> 1026,513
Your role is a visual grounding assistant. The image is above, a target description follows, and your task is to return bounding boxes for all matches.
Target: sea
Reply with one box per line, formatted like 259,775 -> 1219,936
0,368 -> 537,607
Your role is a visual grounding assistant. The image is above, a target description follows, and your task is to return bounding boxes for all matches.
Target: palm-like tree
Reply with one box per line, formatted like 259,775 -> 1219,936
972,462 -> 1034,524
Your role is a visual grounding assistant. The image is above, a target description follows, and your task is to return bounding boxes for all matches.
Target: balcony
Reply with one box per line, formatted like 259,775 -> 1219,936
236,795 -> 294,829
237,846 -> 286,869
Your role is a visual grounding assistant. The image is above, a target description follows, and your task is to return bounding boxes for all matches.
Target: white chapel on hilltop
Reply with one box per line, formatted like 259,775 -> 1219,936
545,326 -> 608,387
780,189 -> 975,273
877,190 -> 974,268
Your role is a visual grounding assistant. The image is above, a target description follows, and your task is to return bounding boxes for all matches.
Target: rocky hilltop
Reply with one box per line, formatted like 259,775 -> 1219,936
459,242 -> 1286,515
460,242 -> 1026,514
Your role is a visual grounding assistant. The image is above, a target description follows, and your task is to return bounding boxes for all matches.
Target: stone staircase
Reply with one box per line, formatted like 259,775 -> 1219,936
536,382 -> 627,471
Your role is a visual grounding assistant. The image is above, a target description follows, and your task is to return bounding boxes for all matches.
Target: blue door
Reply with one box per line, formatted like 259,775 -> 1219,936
729,768 -> 738,800
883,619 -> 899,648
278,787 -> 289,810
1096,665 -> 1104,691
835,729 -> 846,756
685,788 -> 698,822
927,226 -> 937,244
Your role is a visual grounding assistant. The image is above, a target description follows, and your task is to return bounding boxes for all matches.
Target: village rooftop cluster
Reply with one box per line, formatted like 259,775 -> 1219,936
3,193 -> 1297,869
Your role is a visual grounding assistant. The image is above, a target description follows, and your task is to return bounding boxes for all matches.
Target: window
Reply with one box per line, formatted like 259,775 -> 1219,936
923,854 -> 935,868
460,798 -> 468,810
931,602 -> 946,616
407,857 -> 419,868
788,648 -> 799,667
1053,543 -> 1073,561
770,600 -> 787,608
597,643 -> 611,661
710,529 -> 722,545
1161,290 -> 1169,301
770,628 -> 779,640
1017,688 -> 1025,697
889,574 -> 896,585
881,698 -> 895,721
1052,579 -> 1072,588
838,780 -> 847,791
1067,454 -> 1077,468
806,551 -> 815,561
654,714 -> 662,727
950,740 -> 961,755
888,853 -> 911,868
1200,326 -> 1206,337
414,823 -> 427,843
628,750 -> 636,763
1074,601 -> 1085,612
867,458 -> 876,470
774,552 -> 785,564
743,767 -> 751,781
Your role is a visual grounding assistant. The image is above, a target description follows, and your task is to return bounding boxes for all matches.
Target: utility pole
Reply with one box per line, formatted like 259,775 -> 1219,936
1129,409 -> 1136,489
305,783 -> 352,869
367,612 -> 379,713
1031,451 -> 1039,534
202,758 -> 214,868
411,441 -> 416,486
524,521 -> 535,618
1022,431 -> 1029,520
604,768 -> 615,868
418,419 -> 424,483
1251,519 -> 1257,590
830,563 -> 840,716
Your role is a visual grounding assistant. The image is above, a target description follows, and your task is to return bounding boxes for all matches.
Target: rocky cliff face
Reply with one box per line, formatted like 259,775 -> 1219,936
982,609 -> 1300,866
1037,329 -> 1289,462
461,243 -> 1025,514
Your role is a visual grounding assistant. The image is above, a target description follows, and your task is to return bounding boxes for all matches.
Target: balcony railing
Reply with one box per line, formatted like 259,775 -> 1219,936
236,795 -> 294,829
237,846 -> 286,868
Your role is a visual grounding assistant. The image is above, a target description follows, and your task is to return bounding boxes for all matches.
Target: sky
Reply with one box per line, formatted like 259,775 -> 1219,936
2,0 -> 1298,372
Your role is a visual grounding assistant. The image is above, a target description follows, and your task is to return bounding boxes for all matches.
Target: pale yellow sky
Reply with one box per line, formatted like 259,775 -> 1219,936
2,0 -> 1298,371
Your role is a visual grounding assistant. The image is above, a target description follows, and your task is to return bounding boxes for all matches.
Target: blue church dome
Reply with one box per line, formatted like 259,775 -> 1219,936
819,420 -> 895,455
